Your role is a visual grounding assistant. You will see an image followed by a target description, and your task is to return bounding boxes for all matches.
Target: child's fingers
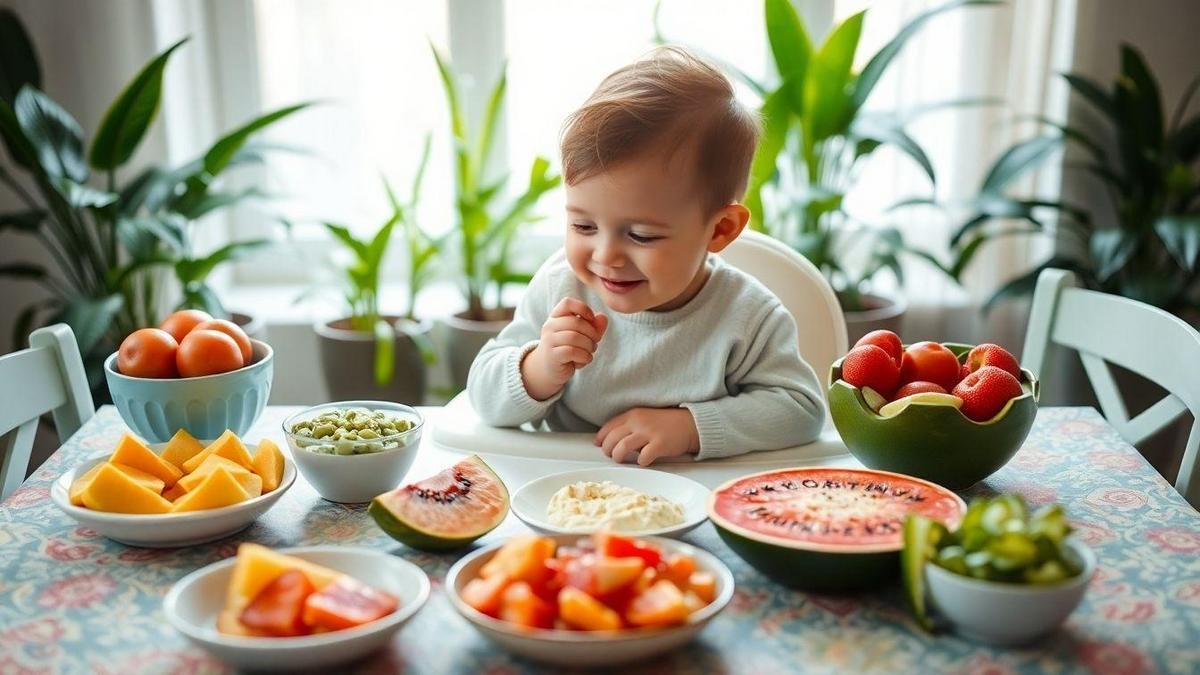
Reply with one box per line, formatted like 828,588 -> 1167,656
595,416 -> 623,447
543,315 -> 602,343
600,425 -> 630,457
551,345 -> 592,367
593,313 -> 609,339
549,330 -> 596,355
550,297 -> 595,322
636,441 -> 666,466
610,433 -> 647,464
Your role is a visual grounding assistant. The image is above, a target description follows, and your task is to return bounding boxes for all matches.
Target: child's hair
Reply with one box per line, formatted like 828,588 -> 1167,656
560,46 -> 761,215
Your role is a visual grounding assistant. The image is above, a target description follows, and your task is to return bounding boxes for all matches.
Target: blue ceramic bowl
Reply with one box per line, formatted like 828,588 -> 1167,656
104,339 -> 273,442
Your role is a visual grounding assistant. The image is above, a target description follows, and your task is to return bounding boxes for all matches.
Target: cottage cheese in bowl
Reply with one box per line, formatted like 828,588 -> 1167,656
546,480 -> 685,532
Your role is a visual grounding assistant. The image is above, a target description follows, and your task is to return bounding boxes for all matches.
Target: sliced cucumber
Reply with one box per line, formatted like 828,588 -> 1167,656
902,515 -> 946,632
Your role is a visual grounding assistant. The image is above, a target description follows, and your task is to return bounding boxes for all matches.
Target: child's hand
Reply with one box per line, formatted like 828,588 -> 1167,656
521,297 -> 608,400
595,408 -> 700,466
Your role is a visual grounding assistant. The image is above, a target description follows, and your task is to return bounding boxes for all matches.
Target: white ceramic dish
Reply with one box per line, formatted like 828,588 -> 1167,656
51,441 -> 296,548
164,546 -> 429,671
926,538 -> 1095,645
282,401 -> 424,503
511,467 -> 710,538
446,534 -> 733,667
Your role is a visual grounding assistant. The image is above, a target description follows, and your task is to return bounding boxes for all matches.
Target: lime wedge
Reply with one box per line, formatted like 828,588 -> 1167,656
902,515 -> 946,632
861,387 -> 888,413
879,392 -> 963,418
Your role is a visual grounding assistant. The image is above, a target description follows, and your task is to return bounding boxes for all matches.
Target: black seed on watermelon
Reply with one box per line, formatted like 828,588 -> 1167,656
368,455 -> 509,551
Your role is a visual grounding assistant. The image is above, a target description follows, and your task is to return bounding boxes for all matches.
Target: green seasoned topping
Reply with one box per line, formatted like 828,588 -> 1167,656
289,406 -> 415,455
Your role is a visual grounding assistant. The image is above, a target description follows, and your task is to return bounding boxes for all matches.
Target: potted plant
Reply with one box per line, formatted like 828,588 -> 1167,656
430,45 -> 562,387
0,10 -> 307,392
657,0 -> 996,343
309,136 -> 438,405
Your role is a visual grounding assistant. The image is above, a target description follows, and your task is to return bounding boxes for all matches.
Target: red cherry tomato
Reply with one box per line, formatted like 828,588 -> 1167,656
898,342 -> 961,391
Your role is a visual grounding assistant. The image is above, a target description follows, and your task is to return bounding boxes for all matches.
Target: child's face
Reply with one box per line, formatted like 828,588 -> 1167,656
563,153 -> 743,314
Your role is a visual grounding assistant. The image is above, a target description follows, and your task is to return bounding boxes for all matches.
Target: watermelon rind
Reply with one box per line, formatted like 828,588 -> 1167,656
369,455 -> 509,552
707,467 -> 966,592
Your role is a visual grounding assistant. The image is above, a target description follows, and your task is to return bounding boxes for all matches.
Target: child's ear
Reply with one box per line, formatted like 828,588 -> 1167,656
706,203 -> 750,253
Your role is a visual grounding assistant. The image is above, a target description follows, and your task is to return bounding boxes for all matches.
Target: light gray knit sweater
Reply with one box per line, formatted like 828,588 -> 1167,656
466,254 -> 826,460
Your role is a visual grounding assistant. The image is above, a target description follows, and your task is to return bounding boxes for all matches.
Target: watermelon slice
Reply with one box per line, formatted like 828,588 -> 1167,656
369,455 -> 509,551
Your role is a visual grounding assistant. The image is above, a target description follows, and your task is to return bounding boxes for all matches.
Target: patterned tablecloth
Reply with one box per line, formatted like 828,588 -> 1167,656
1,406 -> 1197,674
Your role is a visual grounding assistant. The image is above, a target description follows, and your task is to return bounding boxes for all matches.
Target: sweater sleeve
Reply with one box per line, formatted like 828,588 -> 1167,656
466,262 -> 564,427
681,303 -> 827,460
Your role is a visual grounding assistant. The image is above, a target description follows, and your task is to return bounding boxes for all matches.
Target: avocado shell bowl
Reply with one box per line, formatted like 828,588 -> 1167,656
827,343 -> 1039,490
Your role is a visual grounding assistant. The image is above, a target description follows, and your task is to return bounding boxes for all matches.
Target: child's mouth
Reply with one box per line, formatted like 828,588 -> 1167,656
600,276 -> 643,294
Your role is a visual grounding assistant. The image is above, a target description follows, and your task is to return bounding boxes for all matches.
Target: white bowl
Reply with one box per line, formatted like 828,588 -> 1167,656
51,443 -> 296,548
164,546 -> 430,671
926,538 -> 1095,645
511,467 -> 709,538
282,401 -> 423,503
446,534 -> 733,667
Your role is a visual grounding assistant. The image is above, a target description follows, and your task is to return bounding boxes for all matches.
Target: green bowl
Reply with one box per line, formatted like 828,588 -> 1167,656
827,343 -> 1039,490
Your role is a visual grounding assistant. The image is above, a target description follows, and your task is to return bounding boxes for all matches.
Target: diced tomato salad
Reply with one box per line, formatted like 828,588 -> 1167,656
461,533 -> 715,631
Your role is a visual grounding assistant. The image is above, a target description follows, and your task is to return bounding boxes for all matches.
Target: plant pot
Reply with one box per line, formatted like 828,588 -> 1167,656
841,293 -> 907,347
315,317 -> 431,405
230,311 -> 266,341
442,308 -> 515,389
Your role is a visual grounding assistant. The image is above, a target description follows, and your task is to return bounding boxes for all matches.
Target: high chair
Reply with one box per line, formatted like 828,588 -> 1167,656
0,324 -> 94,499
1023,268 -> 1200,508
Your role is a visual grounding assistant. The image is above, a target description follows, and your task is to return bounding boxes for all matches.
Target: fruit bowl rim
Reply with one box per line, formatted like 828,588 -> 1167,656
281,400 -> 425,457
445,534 -> 734,642
103,339 -> 273,383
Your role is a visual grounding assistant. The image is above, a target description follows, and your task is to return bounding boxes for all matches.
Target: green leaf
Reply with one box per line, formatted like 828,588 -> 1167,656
980,136 -> 1062,194
323,222 -> 369,260
0,8 -> 40,107
373,318 -> 395,386
1169,72 -> 1200,133
53,178 -> 117,209
1115,44 -> 1163,151
1154,215 -> 1200,272
804,11 -> 863,141
1169,115 -> 1200,163
0,209 -> 44,233
0,262 -> 48,282
1062,73 -> 1115,119
11,298 -> 55,350
851,115 -> 936,185
55,293 -> 124,353
13,86 -> 87,182
89,38 -> 188,170
117,215 -> 186,258
1089,229 -> 1138,282
851,0 -> 1000,113
474,66 -> 507,182
367,213 -> 399,269
203,102 -> 312,178
0,98 -> 36,168
983,256 -> 1087,314
174,187 -> 266,220
764,0 -> 812,84
181,282 -> 226,317
118,166 -> 175,216
174,239 -> 271,284
746,84 -> 792,231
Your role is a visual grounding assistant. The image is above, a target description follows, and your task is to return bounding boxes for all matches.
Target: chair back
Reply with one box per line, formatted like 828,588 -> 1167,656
0,324 -> 94,499
1023,268 -> 1200,507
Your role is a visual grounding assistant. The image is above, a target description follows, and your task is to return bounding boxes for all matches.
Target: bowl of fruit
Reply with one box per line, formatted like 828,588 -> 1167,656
828,330 -> 1039,489
105,310 -> 273,442
902,494 -> 1094,645
446,532 -> 733,667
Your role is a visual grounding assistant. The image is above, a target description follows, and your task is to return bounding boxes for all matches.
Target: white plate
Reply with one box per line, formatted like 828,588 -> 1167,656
164,546 -> 429,671
50,441 -> 296,548
446,534 -> 733,667
511,467 -> 709,538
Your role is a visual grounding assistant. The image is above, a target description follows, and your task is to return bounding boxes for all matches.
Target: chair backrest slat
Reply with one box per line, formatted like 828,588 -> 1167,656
0,348 -> 69,437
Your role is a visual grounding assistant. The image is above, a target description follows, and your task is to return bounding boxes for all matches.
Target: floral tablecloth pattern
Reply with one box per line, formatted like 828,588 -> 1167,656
1,406 -> 1197,674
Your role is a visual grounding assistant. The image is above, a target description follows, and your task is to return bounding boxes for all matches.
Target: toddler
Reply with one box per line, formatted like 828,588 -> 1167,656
467,46 -> 825,465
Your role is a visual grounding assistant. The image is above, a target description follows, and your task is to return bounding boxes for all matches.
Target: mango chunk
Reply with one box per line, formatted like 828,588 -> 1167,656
162,483 -> 188,502
170,467 -> 250,513
225,543 -> 343,614
178,455 -> 262,497
252,439 -> 285,493
111,462 -> 167,494
161,429 -> 205,469
109,433 -> 183,487
79,463 -> 173,514
183,430 -> 254,473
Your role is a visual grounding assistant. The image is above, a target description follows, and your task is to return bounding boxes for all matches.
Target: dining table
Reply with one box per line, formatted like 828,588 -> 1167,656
1,404 -> 1197,674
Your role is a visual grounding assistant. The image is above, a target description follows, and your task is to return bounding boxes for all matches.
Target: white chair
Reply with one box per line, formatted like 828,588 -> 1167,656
1023,268 -> 1200,508
0,324 -> 94,499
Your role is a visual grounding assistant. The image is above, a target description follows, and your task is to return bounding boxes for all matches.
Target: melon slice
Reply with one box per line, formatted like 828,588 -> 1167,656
170,467 -> 251,513
879,392 -> 963,418
109,433 -> 183,487
177,454 -> 263,497
183,430 -> 254,473
69,464 -> 105,506
162,483 -> 188,502
251,439 -> 285,493
110,462 -> 167,494
79,463 -> 173,514
368,455 -> 509,551
161,429 -> 205,469
225,543 -> 343,614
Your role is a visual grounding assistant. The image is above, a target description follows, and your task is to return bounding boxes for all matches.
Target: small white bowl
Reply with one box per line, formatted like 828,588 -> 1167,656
51,443 -> 296,548
164,546 -> 430,671
511,467 -> 709,538
446,534 -> 733,667
926,538 -> 1095,645
282,401 -> 423,503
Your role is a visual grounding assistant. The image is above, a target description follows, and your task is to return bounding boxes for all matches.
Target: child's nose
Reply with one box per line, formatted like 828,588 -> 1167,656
592,236 -> 624,267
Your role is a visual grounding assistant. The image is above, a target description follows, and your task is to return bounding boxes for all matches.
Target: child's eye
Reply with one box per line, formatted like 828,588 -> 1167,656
629,232 -> 662,244
571,223 -> 596,234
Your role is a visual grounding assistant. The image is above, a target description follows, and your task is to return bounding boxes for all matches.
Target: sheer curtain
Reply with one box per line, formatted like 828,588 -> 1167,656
833,0 -> 1078,348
